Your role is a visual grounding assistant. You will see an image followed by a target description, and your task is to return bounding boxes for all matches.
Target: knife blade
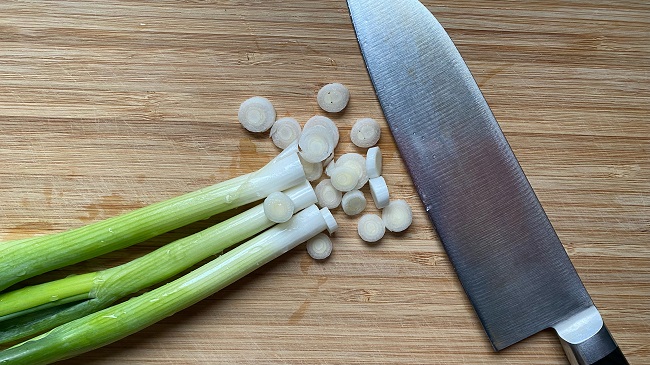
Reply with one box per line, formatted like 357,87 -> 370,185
347,1 -> 628,364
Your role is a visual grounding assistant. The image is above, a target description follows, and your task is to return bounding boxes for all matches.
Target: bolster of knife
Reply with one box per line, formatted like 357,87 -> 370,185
555,306 -> 628,365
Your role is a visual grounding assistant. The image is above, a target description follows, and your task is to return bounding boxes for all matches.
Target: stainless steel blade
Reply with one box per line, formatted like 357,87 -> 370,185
347,0 -> 594,351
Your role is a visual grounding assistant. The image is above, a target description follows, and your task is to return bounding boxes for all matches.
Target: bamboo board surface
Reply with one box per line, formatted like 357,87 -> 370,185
0,1 -> 648,364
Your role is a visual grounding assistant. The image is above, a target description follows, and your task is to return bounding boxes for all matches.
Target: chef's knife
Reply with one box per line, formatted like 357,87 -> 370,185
347,1 -> 628,364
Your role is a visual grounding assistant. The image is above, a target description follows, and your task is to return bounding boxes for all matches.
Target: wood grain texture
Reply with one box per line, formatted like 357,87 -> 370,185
0,1 -> 648,364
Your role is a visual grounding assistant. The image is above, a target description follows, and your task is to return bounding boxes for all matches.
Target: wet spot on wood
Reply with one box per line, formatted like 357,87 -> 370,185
288,299 -> 311,325
78,193 -> 140,223
4,221 -> 56,241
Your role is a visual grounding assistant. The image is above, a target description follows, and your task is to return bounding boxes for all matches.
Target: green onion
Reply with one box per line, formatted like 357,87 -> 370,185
0,180 -> 316,344
0,204 -> 335,365
341,189 -> 367,216
0,145 -> 305,292
357,213 -> 385,243
365,146 -> 383,179
382,199 -> 413,232
369,176 -> 390,209
316,83 -> 350,113
306,233 -> 333,260
350,117 -> 381,148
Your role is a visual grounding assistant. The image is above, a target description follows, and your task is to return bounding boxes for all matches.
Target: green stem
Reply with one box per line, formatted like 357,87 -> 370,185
0,205 -> 329,365
0,181 -> 315,344
0,273 -> 96,318
0,300 -> 107,347
0,148 -> 304,292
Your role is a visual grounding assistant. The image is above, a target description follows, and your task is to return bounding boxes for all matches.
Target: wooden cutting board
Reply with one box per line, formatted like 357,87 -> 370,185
1,1 -> 648,364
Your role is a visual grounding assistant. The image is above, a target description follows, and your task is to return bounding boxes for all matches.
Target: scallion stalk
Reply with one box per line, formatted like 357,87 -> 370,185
0,145 -> 305,292
0,204 -> 334,365
0,180 -> 316,344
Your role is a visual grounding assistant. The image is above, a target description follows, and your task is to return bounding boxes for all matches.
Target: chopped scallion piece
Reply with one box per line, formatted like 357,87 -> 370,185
357,214 -> 385,243
306,233 -> 333,260
298,125 -> 335,163
336,153 -> 368,189
238,96 -> 276,132
304,115 -> 339,147
350,118 -> 380,148
369,176 -> 390,209
314,179 -> 342,210
317,83 -> 350,113
299,155 -> 323,182
330,164 -> 361,192
320,207 -> 338,234
382,200 -> 413,232
270,117 -> 301,149
365,146 -> 382,179
324,158 -> 337,177
263,191 -> 295,223
341,190 -> 367,216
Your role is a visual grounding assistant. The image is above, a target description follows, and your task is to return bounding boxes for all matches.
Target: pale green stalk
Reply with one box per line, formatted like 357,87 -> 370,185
0,205 -> 332,365
0,146 -> 304,292
0,180 -> 316,344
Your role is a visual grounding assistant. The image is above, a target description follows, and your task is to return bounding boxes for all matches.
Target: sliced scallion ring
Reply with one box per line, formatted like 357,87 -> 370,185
298,125 -> 335,163
306,233 -> 333,260
299,155 -> 323,182
263,191 -> 295,223
382,199 -> 413,232
357,214 -> 385,243
238,96 -> 276,133
350,118 -> 380,148
336,153 -> 368,189
270,117 -> 301,149
341,190 -> 367,216
314,179 -> 342,209
317,83 -> 350,113
365,146 -> 382,179
369,176 -> 389,209
330,164 -> 361,192
304,115 -> 339,147
320,207 -> 338,234
324,159 -> 337,177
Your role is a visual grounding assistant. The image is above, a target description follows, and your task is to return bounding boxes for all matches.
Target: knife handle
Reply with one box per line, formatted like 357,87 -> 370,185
558,324 -> 628,365
592,347 -> 628,365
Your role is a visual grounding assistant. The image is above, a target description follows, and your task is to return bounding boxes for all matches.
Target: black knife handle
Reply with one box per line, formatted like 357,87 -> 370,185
559,324 -> 628,365
592,347 -> 628,365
